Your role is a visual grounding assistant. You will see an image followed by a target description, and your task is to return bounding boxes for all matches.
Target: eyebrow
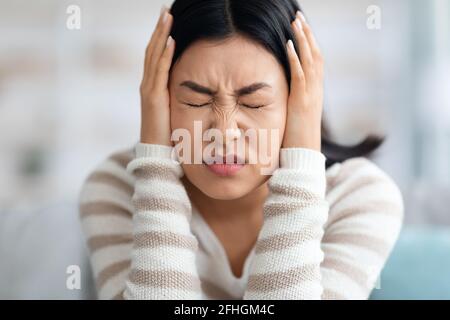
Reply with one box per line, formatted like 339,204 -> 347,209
179,81 -> 271,96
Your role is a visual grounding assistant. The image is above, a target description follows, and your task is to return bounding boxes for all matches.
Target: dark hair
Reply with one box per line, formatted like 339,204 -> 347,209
168,0 -> 383,168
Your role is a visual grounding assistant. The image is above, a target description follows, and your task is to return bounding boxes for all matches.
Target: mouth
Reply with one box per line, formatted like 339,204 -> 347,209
203,155 -> 246,177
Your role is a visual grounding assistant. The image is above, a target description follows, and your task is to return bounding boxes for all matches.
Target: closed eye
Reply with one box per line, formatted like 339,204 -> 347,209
185,102 -> 210,108
184,102 -> 267,109
240,103 -> 266,109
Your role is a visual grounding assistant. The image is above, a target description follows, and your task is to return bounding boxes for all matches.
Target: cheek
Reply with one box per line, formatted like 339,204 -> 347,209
170,107 -> 186,131
249,106 -> 286,165
170,103 -> 204,131
242,105 -> 287,144
250,107 -> 286,129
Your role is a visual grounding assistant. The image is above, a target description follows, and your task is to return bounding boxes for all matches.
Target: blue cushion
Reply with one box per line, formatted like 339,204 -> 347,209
370,226 -> 450,299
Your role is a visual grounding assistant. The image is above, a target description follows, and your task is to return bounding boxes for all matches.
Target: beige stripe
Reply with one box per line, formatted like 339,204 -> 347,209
264,201 -> 318,219
269,183 -> 320,201
133,197 -> 191,217
255,231 -> 316,254
98,268 -> 129,300
247,264 -> 318,292
86,171 -> 134,195
326,175 -> 338,193
322,288 -> 347,300
110,150 -> 134,168
321,244 -> 356,263
129,269 -> 201,291
322,233 -> 391,257
88,234 -> 133,252
134,231 -> 198,250
112,290 -> 125,300
330,176 -> 382,212
327,159 -> 367,190
79,202 -> 132,220
328,201 -> 401,226
134,165 -> 177,181
321,256 -> 368,289
200,278 -> 236,300
97,260 -> 131,290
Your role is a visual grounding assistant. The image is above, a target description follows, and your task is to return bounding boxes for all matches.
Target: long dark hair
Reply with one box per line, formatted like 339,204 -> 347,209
168,0 -> 383,168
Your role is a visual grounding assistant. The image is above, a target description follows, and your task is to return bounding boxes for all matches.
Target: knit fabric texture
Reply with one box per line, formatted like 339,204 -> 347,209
78,143 -> 403,300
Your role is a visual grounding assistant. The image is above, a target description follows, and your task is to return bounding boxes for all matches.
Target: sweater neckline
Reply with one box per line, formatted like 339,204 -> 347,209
190,203 -> 255,285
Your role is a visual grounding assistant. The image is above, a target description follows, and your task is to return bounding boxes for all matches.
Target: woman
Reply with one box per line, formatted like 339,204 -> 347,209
79,0 -> 403,300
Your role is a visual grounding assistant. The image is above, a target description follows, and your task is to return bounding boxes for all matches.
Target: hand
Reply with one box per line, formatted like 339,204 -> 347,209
140,6 -> 175,146
282,11 -> 324,152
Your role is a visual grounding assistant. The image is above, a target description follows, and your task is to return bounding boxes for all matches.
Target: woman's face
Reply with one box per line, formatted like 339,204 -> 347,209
169,35 -> 289,200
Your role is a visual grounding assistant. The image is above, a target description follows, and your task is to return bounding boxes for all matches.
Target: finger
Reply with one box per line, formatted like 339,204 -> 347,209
143,6 -> 169,81
148,12 -> 173,84
291,15 -> 313,70
154,36 -> 176,92
296,11 -> 322,61
286,39 -> 305,89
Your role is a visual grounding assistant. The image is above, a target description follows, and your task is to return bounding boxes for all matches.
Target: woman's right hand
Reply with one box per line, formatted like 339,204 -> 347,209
140,6 -> 175,146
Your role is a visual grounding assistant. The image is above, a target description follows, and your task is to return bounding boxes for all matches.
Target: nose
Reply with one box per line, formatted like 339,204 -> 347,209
210,107 -> 242,148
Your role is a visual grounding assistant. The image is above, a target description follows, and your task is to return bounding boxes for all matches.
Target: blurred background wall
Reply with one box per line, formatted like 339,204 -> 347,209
0,0 -> 449,299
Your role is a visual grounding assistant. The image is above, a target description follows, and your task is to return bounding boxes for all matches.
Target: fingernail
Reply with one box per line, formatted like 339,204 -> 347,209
297,11 -> 306,22
287,39 -> 294,51
160,5 -> 169,23
295,18 -> 302,30
162,10 -> 169,23
160,5 -> 167,16
166,36 -> 173,47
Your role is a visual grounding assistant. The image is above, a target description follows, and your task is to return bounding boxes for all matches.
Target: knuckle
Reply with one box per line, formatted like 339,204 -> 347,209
140,83 -> 154,96
139,83 -> 147,94
156,63 -> 166,74
150,85 -> 158,94
303,23 -> 312,34
303,55 -> 313,66
293,69 -> 305,82
315,51 -> 324,63
145,43 -> 151,53
148,87 -> 158,97
299,28 -> 307,37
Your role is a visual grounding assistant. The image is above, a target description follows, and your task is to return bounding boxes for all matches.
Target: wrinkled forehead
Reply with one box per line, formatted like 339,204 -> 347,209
171,35 -> 285,91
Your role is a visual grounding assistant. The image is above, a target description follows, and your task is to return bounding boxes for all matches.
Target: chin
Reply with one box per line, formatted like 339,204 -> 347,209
199,181 -> 254,200
183,165 -> 260,200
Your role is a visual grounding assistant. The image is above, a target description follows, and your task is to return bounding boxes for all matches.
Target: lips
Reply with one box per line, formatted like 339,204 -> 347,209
203,154 -> 246,177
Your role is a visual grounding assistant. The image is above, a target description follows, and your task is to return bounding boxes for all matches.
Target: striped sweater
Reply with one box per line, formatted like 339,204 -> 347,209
78,143 -> 403,300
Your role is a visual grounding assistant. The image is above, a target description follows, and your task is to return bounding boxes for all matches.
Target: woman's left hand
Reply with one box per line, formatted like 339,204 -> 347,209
282,11 -> 324,152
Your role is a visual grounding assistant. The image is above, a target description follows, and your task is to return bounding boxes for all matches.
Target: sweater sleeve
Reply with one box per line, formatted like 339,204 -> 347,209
123,143 -> 202,299
78,149 -> 135,299
243,148 -> 329,299
243,148 -> 403,300
78,143 -> 202,300
320,157 -> 403,299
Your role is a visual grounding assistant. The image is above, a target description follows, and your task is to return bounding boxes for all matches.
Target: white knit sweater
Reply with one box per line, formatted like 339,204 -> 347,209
78,143 -> 403,300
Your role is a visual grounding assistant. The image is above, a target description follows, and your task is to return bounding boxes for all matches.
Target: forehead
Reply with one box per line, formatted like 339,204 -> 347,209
171,35 -> 285,89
